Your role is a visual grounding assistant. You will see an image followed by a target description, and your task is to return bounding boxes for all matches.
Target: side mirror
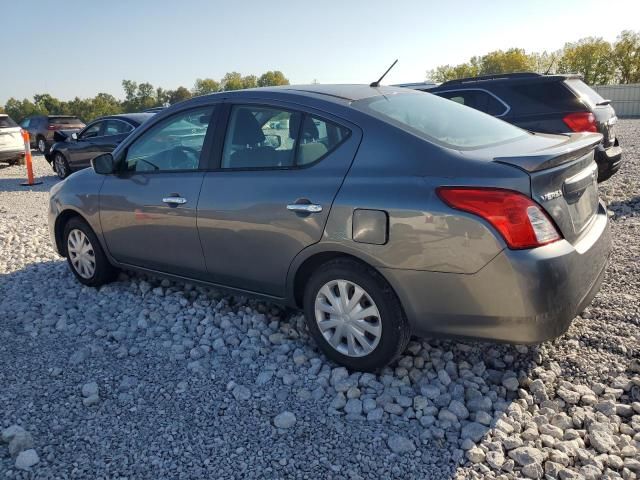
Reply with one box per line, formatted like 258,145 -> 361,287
71,132 -> 78,140
264,134 -> 281,149
91,153 -> 115,175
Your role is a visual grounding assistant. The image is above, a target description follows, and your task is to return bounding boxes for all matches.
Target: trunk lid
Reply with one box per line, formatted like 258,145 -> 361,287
491,132 -> 602,244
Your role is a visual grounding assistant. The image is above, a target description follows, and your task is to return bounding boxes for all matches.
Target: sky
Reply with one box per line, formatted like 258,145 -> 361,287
2,0 -> 639,104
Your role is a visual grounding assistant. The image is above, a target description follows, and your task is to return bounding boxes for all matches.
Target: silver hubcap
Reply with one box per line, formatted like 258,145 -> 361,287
314,279 -> 382,357
67,229 -> 96,279
38,139 -> 45,152
55,156 -> 66,177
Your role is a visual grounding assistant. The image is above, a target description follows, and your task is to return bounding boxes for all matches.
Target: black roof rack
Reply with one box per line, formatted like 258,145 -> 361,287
439,72 -> 542,86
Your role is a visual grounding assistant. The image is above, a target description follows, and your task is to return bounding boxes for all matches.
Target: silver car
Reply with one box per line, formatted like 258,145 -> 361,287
49,85 -> 610,371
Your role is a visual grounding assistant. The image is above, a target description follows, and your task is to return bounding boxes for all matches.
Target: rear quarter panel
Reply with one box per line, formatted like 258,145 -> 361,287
314,122 -> 532,274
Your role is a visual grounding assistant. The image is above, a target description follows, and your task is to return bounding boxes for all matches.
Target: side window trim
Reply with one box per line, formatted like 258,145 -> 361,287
117,104 -> 219,175
435,88 -> 510,117
216,101 -> 352,172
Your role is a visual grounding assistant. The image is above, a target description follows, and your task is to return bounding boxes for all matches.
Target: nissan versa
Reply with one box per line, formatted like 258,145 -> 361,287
48,85 -> 611,371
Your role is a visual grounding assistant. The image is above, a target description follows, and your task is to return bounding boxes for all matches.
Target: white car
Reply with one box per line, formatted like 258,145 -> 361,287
0,114 -> 25,165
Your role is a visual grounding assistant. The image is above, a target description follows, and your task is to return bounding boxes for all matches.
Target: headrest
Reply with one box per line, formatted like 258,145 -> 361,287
232,109 -> 265,145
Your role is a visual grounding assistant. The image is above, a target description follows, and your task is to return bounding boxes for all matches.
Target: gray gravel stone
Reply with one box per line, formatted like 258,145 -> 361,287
15,449 -> 39,470
387,434 -> 416,454
273,411 -> 296,429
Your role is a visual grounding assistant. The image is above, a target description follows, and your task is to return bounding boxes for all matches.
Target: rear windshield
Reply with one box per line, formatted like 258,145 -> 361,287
353,92 -> 527,149
0,116 -> 18,128
564,79 -> 606,107
49,117 -> 83,125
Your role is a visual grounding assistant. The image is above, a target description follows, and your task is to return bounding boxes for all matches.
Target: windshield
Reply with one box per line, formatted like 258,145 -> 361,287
353,92 -> 527,149
0,116 -> 18,128
564,79 -> 606,107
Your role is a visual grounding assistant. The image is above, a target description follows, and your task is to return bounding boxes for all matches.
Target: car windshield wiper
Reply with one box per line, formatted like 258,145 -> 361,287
596,99 -> 611,106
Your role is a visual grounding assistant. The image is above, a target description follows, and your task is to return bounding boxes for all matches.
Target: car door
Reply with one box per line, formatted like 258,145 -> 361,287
99,105 -> 217,278
69,120 -> 107,168
197,102 -> 361,297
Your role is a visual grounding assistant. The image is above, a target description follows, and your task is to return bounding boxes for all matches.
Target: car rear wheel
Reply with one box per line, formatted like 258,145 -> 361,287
37,137 -> 47,154
54,152 -> 70,179
303,258 -> 410,371
63,217 -> 117,287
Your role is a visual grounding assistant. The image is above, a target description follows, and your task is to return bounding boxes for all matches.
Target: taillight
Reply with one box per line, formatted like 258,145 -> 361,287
436,187 -> 562,249
563,112 -> 597,133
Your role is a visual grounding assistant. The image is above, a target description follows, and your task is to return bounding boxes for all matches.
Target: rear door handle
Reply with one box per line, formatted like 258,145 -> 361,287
163,196 -> 187,205
286,203 -> 322,213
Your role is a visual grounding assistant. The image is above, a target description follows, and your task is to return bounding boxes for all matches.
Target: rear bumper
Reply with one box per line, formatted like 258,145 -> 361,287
0,148 -> 25,161
595,140 -> 622,182
382,201 -> 610,343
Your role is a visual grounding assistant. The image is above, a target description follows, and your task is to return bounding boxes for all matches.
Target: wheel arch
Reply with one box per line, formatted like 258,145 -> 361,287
54,209 -> 87,257
287,246 -> 400,310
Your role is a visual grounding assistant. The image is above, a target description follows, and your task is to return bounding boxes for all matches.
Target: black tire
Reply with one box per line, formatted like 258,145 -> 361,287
63,217 -> 118,287
303,258 -> 410,371
37,136 -> 47,154
53,152 -> 71,179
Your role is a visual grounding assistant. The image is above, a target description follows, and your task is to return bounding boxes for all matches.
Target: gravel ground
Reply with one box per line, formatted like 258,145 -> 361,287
0,122 -> 639,479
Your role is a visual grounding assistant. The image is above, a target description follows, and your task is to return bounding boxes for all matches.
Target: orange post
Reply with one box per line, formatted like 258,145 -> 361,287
20,130 -> 42,186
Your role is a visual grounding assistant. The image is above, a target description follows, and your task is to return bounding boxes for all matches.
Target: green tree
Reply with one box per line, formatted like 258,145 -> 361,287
193,78 -> 221,96
427,62 -> 479,82
242,75 -> 258,89
558,37 -> 614,85
479,48 -> 534,75
257,70 -> 290,87
613,30 -> 640,83
167,86 -> 192,105
221,72 -> 244,91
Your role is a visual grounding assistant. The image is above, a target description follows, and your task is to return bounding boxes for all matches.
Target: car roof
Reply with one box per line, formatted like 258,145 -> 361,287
435,72 -> 583,88
208,84 -> 416,104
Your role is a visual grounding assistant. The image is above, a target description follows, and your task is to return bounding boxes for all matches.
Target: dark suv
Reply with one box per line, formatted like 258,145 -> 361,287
20,115 -> 86,154
400,73 -> 622,182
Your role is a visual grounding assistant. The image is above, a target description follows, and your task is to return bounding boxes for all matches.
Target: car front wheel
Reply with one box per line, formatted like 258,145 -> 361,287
54,152 -> 70,179
63,217 -> 117,287
303,258 -> 410,371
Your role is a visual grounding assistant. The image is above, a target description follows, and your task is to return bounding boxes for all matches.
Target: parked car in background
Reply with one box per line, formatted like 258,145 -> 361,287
49,85 -> 610,371
45,113 -> 154,178
0,114 -> 25,165
20,115 -> 85,154
398,73 -> 622,182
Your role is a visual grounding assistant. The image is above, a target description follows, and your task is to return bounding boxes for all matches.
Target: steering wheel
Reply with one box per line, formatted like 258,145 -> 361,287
171,145 -> 200,169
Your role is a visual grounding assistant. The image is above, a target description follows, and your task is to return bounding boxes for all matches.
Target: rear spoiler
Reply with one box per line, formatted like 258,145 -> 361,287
494,132 -> 602,172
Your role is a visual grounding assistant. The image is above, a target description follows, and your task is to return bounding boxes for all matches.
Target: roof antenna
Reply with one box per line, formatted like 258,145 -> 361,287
370,59 -> 398,87
544,54 -> 557,75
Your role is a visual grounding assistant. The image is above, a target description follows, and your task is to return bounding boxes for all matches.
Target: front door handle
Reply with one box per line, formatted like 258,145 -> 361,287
162,196 -> 187,205
286,203 -> 322,213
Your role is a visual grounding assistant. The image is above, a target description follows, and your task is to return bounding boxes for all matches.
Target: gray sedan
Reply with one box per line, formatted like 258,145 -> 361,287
48,85 -> 610,371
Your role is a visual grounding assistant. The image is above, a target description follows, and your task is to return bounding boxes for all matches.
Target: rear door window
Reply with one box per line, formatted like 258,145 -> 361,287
104,119 -> 134,136
221,105 -> 350,169
436,90 -> 508,116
